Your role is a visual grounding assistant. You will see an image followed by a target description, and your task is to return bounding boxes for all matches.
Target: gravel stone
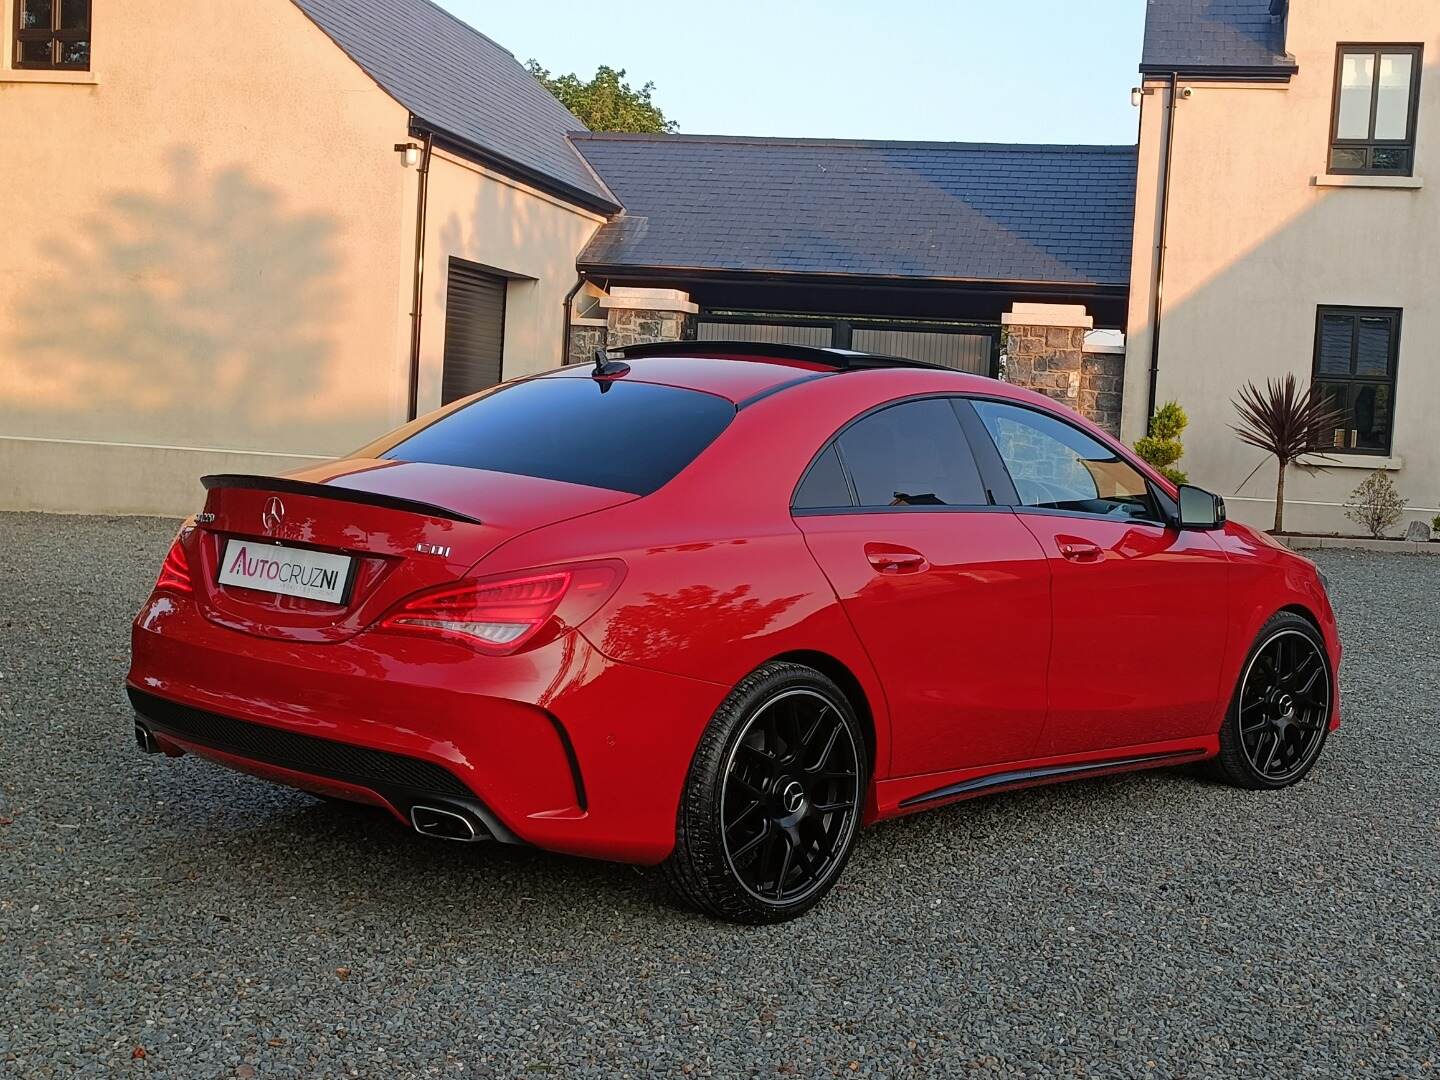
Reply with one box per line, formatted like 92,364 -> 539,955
1,512 -> 1436,1078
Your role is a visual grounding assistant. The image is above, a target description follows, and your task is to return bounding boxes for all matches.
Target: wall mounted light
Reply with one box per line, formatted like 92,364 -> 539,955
1130,87 -> 1143,107
394,142 -> 422,167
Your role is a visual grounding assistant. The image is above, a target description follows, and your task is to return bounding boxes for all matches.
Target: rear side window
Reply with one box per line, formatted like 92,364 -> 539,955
794,446 -> 852,509
376,378 -> 734,495
834,399 -> 987,508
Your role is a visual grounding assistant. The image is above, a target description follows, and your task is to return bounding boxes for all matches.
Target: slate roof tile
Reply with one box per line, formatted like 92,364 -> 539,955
292,0 -> 615,208
1140,0 -> 1295,75
572,134 -> 1137,287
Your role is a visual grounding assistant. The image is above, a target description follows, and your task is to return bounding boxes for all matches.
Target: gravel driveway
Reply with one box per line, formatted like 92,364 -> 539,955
1,511 -> 1436,1078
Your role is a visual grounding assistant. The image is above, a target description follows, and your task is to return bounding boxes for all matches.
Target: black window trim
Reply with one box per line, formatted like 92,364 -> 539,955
12,0 -> 91,71
1328,43 -> 1424,177
967,396 -> 1173,530
1310,304 -> 1402,457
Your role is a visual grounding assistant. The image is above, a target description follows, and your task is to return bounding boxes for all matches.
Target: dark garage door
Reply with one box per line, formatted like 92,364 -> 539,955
441,258 -> 506,404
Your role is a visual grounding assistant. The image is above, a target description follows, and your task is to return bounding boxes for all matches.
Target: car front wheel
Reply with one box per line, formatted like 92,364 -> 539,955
664,661 -> 867,923
1212,612 -> 1334,789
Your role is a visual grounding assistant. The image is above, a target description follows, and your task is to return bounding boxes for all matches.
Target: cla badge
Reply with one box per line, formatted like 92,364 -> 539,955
261,497 -> 285,533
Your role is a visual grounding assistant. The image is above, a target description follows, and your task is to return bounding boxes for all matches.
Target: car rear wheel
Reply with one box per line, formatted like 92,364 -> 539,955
663,661 -> 867,923
1212,612 -> 1333,789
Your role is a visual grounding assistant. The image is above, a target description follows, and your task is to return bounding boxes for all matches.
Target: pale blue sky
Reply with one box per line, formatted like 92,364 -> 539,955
442,0 -> 1146,145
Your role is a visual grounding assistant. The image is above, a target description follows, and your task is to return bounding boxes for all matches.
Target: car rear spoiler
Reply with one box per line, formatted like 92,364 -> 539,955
200,474 -> 483,525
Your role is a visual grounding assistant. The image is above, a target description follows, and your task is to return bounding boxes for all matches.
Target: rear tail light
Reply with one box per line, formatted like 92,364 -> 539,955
154,532 -> 194,595
378,561 -> 625,654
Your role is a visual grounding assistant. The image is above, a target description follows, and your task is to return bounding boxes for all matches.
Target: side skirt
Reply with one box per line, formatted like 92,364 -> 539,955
876,740 -> 1215,818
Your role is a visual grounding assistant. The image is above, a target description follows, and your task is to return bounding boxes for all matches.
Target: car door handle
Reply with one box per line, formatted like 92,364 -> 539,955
865,544 -> 929,575
1057,537 -> 1105,563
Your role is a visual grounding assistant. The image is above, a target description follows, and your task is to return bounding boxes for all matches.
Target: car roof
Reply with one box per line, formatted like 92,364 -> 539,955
538,342 -> 1003,405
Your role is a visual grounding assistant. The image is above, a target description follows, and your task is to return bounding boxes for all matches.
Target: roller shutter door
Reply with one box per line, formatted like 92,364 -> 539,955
441,259 -> 506,403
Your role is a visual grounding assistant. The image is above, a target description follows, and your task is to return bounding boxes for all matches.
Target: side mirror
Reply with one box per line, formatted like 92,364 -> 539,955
1177,484 -> 1227,530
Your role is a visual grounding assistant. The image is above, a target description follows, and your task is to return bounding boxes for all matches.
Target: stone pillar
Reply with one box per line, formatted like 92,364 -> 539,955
1001,303 -> 1122,434
600,287 -> 698,349
1079,337 -> 1126,438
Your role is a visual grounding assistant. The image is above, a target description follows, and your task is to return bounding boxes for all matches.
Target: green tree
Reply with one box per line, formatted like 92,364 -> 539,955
526,62 -> 677,134
1134,400 -> 1189,485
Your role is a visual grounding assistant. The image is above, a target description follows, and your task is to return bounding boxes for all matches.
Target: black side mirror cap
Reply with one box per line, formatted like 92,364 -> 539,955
1177,484 -> 1227,531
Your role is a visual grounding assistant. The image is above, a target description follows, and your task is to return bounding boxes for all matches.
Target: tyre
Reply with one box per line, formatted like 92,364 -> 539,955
1211,612 -> 1333,790
663,661 -> 868,923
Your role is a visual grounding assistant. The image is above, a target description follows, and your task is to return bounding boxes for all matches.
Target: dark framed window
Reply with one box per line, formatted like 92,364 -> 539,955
1329,45 -> 1423,175
834,399 -> 987,509
1311,307 -> 1401,455
792,398 -> 988,511
12,0 -> 89,69
971,400 -> 1163,524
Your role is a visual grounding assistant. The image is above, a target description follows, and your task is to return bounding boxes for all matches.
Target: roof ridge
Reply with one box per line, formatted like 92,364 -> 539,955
570,132 -> 1137,154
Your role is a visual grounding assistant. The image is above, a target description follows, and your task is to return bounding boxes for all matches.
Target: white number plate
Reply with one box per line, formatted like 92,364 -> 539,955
217,539 -> 352,605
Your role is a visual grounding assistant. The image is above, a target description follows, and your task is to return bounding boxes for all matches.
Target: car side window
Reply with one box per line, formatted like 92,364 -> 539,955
972,400 -> 1161,523
833,398 -> 988,508
793,445 -> 853,509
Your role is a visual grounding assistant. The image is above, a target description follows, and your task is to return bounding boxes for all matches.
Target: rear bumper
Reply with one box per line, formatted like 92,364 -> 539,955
128,593 -> 729,863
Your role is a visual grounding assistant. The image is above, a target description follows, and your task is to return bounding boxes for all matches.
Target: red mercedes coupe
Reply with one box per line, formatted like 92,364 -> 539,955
128,343 -> 1341,922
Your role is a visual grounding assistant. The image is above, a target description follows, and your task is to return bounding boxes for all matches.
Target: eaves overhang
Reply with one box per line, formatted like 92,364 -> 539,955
576,262 -> 1131,295
1139,62 -> 1297,83
412,119 -> 622,216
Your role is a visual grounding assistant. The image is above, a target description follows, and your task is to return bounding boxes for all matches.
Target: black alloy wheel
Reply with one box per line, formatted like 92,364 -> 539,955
1213,612 -> 1333,789
665,662 -> 867,923
720,687 -> 861,905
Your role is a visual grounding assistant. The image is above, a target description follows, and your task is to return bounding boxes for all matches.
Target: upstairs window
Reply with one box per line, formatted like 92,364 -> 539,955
13,0 -> 90,70
1330,45 -> 1423,175
1311,307 -> 1401,455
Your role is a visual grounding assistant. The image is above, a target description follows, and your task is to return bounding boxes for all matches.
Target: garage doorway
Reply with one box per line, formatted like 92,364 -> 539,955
441,258 -> 507,403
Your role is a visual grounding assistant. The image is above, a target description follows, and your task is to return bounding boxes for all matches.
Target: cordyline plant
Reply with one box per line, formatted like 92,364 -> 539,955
1231,374 -> 1347,534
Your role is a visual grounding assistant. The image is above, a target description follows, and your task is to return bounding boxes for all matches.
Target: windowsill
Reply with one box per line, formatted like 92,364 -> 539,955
1,67 -> 96,84
1312,174 -> 1423,190
1298,452 -> 1404,470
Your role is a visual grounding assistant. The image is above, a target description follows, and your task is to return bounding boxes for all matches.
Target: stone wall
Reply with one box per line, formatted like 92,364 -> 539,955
567,322 -> 606,365
605,307 -> 694,349
1080,351 -> 1125,437
1003,324 -> 1087,410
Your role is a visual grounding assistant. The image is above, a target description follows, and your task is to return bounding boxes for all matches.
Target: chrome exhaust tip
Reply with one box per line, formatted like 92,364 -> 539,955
134,721 -> 160,754
410,804 -> 485,842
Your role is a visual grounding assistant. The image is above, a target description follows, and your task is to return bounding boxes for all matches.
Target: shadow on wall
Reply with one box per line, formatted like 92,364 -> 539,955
1141,68 -> 1440,530
422,165 -> 589,403
6,148 -> 381,454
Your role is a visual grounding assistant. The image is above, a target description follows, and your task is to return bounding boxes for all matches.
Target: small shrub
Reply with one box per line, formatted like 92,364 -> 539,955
1135,400 -> 1189,485
1433,513 -> 1440,533
1344,472 -> 1406,538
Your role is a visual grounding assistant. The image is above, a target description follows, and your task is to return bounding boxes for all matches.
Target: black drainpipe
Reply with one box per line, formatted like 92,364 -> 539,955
1145,72 -> 1179,432
406,130 -> 435,421
560,273 -> 586,366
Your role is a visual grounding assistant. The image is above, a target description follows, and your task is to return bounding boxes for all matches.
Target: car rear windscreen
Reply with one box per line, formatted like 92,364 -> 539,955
377,378 -> 736,495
